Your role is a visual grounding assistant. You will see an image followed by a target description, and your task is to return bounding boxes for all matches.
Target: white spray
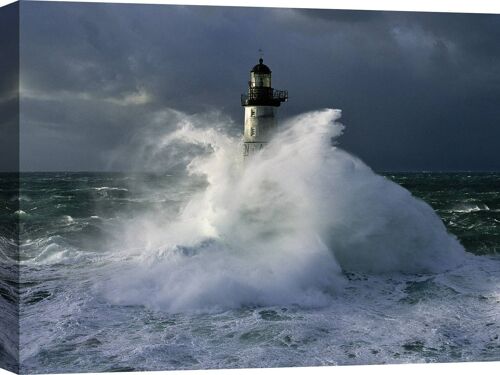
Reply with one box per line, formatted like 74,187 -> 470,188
103,108 -> 466,312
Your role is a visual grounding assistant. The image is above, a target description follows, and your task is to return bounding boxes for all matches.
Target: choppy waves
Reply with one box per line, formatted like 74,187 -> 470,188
13,109 -> 500,371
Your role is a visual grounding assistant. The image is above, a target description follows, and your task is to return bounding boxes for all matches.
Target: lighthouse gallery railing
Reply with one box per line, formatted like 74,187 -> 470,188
241,89 -> 288,106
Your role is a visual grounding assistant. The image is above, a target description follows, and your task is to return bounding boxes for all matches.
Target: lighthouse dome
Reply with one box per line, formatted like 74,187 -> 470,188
251,58 -> 272,74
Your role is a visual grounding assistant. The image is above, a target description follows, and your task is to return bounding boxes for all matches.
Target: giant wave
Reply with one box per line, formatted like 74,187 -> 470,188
102,109 -> 466,312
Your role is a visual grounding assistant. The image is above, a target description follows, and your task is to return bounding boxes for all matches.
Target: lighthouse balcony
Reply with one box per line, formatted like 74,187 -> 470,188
241,89 -> 288,107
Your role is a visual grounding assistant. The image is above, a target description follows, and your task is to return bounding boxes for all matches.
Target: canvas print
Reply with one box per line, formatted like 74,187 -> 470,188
1,0 -> 500,373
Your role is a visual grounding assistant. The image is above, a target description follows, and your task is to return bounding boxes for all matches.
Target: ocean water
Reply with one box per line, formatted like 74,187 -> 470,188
2,109 -> 500,372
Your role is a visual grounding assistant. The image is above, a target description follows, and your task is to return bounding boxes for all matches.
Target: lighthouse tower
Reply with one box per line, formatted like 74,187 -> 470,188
241,58 -> 288,157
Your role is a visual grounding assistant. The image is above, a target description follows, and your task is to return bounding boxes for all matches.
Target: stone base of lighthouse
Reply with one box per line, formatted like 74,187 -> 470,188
243,105 -> 277,158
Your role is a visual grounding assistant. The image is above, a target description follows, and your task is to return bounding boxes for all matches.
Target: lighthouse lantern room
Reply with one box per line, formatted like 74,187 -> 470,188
241,58 -> 288,158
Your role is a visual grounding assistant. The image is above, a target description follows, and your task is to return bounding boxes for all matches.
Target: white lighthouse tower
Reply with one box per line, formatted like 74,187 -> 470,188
241,58 -> 288,157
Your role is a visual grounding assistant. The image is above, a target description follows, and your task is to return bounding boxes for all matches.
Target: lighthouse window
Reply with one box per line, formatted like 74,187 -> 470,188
250,109 -> 256,117
250,127 -> 256,136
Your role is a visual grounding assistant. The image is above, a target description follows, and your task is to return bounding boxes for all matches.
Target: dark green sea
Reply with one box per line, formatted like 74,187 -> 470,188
386,172 -> 500,255
1,171 -> 499,373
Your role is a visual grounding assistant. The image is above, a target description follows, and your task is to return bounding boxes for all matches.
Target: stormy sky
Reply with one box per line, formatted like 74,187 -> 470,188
14,1 -> 500,171
0,2 -> 19,173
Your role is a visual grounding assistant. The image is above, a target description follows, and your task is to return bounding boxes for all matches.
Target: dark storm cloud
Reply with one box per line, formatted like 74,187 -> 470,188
19,2 -> 500,171
286,8 -> 500,170
0,2 -> 19,172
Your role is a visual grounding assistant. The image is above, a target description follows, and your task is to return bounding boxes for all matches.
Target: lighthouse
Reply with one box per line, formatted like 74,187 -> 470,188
241,58 -> 288,157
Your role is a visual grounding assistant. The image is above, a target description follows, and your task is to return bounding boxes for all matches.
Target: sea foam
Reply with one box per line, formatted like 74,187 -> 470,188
103,108 -> 466,312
